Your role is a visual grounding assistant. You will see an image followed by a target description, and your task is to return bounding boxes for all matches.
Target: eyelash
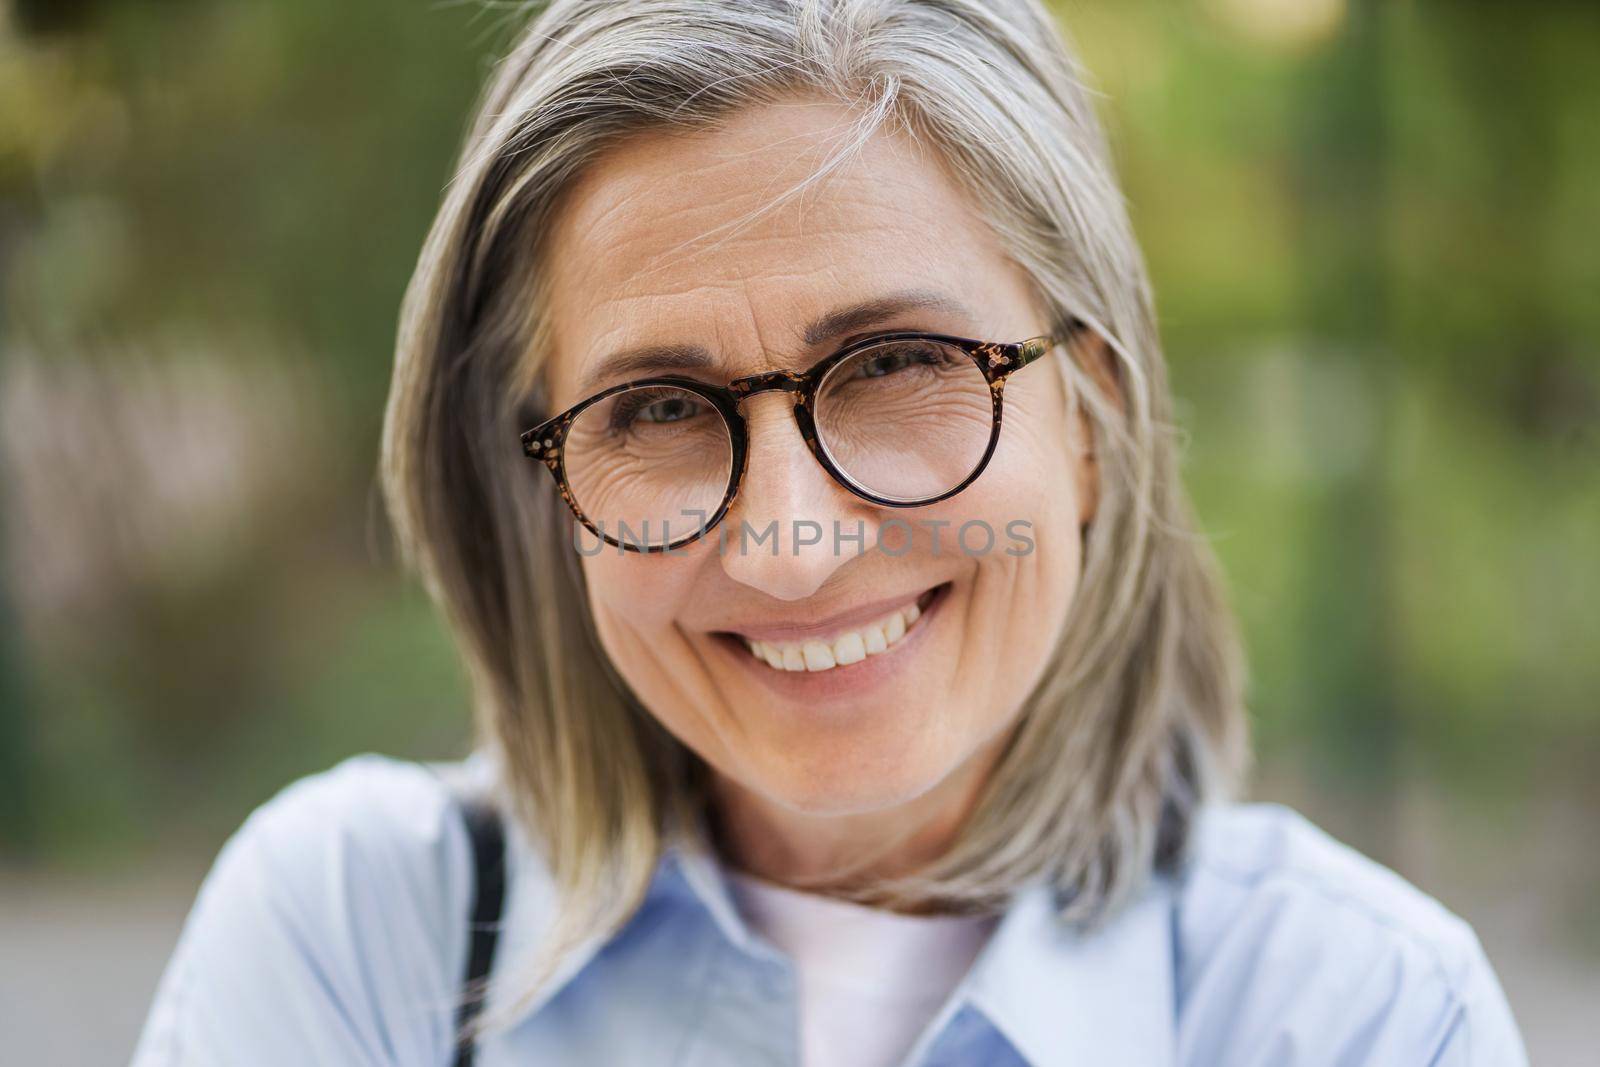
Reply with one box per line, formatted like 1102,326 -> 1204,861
605,388 -> 702,433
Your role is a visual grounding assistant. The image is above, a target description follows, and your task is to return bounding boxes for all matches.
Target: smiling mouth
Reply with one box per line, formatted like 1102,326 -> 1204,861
732,584 -> 945,673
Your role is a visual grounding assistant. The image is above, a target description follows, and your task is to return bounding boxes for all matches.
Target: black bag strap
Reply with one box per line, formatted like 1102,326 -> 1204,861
452,791 -> 507,1067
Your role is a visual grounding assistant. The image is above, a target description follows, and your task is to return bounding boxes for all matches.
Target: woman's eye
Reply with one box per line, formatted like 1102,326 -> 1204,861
607,390 -> 706,433
858,345 -> 941,378
637,397 -> 698,423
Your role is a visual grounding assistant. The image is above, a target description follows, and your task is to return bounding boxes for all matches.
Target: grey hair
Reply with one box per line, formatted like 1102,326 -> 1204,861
380,0 -> 1249,1043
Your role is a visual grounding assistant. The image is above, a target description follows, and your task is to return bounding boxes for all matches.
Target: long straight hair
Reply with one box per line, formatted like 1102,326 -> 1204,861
379,0 -> 1250,1042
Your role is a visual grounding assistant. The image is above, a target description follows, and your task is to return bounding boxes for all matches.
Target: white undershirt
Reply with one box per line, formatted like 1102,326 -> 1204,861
726,868 -> 1000,1067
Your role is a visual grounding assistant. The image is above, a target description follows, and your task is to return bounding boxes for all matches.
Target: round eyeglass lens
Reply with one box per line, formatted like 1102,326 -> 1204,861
561,385 -> 733,547
813,339 -> 995,502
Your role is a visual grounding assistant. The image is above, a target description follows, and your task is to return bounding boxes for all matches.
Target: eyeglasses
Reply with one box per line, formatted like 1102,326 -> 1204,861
520,324 -> 1079,552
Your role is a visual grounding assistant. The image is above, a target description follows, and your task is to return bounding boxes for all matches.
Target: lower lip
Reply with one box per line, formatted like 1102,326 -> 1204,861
711,583 -> 950,704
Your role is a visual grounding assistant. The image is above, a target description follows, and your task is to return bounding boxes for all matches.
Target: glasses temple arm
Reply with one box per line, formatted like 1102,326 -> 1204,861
1014,335 -> 1058,369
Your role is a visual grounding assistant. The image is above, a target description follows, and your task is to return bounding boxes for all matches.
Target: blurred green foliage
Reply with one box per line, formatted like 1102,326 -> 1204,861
0,0 -> 1595,872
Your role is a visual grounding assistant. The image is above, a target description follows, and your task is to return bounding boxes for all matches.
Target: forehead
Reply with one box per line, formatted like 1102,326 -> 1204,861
539,95 -> 1032,406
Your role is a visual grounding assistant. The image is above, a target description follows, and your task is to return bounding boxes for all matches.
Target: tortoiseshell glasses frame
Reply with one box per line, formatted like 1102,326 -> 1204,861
520,321 -> 1083,553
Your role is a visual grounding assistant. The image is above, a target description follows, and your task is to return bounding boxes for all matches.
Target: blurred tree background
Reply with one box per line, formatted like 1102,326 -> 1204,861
1,0 -> 1596,1059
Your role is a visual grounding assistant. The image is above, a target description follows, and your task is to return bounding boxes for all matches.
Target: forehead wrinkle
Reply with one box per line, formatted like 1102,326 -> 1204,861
586,213 -> 962,317
558,150 -> 817,265
568,281 -> 985,402
555,282 -> 746,400
563,161 -> 951,296
661,180 -> 948,257
543,102 -> 1028,411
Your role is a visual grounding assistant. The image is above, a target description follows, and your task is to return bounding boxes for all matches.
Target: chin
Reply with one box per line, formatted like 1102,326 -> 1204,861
747,741 -> 956,817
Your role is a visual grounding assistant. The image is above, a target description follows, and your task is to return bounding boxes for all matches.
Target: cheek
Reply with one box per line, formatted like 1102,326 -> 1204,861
944,373 -> 1080,550
580,552 -> 697,676
931,374 -> 1082,684
580,549 -> 758,779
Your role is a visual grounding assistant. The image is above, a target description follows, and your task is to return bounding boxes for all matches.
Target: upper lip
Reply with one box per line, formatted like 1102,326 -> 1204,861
712,584 -> 943,644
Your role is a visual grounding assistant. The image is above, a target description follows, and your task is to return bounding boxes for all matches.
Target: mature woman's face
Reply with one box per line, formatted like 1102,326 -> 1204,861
540,96 -> 1097,826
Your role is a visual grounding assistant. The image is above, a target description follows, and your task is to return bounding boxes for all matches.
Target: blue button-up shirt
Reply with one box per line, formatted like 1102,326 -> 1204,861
130,751 -> 1528,1066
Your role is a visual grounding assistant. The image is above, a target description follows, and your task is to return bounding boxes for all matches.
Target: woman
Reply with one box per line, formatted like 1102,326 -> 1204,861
132,1 -> 1528,1064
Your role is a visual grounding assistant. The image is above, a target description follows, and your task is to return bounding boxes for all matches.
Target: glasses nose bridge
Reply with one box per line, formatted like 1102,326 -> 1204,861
726,369 -> 826,491
728,369 -> 808,406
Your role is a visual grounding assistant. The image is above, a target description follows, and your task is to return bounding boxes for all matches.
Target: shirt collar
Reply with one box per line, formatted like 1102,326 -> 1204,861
493,795 -> 1178,1066
961,871 -> 1178,1066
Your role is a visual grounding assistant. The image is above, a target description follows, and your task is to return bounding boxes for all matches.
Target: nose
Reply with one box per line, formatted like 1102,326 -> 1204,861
718,393 -> 869,601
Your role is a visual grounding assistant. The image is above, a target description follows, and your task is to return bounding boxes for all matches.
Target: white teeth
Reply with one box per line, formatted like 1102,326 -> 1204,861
885,611 -> 905,643
833,631 -> 866,666
801,641 -> 836,671
740,596 -> 931,674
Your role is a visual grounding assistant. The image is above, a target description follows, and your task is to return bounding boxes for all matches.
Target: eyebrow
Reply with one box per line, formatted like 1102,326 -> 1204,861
574,288 -> 977,395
